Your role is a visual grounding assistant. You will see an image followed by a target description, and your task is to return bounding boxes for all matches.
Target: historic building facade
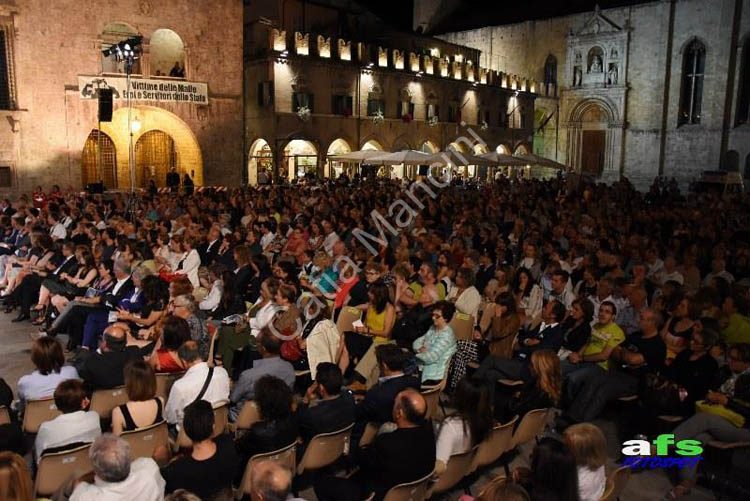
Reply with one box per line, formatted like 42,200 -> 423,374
0,0 -> 243,193
244,0 -> 538,185
433,0 -> 750,189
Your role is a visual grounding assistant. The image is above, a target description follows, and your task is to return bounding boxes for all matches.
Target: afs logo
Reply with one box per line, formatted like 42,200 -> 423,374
621,434 -> 703,469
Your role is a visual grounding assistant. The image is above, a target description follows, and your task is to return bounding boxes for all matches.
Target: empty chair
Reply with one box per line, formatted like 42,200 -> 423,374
119,421 -> 169,459
427,447 -> 476,497
448,312 -> 474,342
336,306 -> 362,334
34,443 -> 93,497
599,465 -> 632,501
420,386 -> 442,421
89,386 -> 128,421
469,416 -> 519,473
236,442 -> 297,499
297,423 -> 354,475
509,408 -> 548,449
22,397 -> 61,434
0,405 -> 10,425
232,400 -> 260,437
382,470 -> 434,501
155,372 -> 184,401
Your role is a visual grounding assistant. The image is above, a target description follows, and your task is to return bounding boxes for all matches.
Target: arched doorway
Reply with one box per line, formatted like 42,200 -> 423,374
326,138 -> 351,179
496,144 -> 511,154
473,144 -> 488,179
81,130 -> 117,188
135,130 -> 176,188
566,98 -> 619,177
390,139 -> 411,179
362,139 -> 384,151
248,139 -> 273,186
97,105 -> 203,188
284,140 -> 317,181
722,150 -> 740,172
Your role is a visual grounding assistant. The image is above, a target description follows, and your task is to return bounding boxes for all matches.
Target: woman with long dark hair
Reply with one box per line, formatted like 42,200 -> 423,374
435,378 -> 492,475
514,437 -> 580,501
513,267 -> 542,325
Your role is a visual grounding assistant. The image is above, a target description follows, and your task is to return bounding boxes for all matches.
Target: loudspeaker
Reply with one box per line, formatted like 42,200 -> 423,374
98,88 -> 113,122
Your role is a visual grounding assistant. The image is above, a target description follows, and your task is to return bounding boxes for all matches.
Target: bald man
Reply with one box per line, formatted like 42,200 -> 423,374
250,461 -> 304,501
314,389 -> 435,501
76,324 -> 151,391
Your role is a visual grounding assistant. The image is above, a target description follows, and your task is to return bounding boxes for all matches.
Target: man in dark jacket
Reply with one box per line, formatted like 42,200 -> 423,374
355,344 -> 420,424
315,389 -> 435,501
297,363 -> 355,442
76,325 -> 151,390
474,299 -> 566,383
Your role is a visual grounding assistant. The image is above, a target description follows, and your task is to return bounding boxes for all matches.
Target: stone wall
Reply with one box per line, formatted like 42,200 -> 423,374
438,0 -> 750,189
0,0 -> 243,194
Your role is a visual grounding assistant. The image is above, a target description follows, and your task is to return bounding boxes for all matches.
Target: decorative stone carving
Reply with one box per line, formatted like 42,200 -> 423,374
574,66 -> 582,86
139,1 -> 152,15
575,51 -> 582,63
610,47 -> 618,59
590,55 -> 602,73
291,73 -> 309,93
607,64 -> 618,85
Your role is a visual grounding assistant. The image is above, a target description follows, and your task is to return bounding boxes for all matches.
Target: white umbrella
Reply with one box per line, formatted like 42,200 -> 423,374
513,153 -> 569,170
423,150 -> 496,167
329,150 -> 388,163
366,150 -> 431,165
479,151 -> 531,166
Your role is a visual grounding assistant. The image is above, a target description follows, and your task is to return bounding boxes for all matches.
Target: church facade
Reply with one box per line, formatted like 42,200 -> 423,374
433,0 -> 750,189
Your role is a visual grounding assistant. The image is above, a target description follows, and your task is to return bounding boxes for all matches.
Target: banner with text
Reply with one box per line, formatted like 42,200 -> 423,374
77,76 -> 208,104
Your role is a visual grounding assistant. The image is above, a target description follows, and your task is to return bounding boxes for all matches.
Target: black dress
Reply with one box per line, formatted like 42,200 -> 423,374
117,398 -> 163,432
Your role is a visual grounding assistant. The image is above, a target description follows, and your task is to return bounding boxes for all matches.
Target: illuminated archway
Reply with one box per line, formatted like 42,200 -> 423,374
248,139 -> 273,186
135,130 -> 176,188
326,138 -> 351,179
496,144 -> 511,154
97,105 -> 203,188
472,144 -> 489,179
81,130 -> 117,188
362,139 -> 383,151
284,140 -> 317,181
420,141 -> 438,153
150,28 -> 186,77
515,144 -> 530,155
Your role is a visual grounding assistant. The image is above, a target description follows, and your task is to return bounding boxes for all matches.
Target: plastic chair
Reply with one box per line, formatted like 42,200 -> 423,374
89,386 -> 129,420
509,408 -> 548,449
155,371 -> 184,401
22,397 -> 61,434
421,386 -> 442,421
232,400 -> 261,437
448,312 -> 474,342
0,405 -> 10,425
469,415 -> 519,473
359,421 -> 379,447
382,470 -> 434,501
427,447 -> 476,497
599,465 -> 631,501
35,443 -> 93,497
119,420 -> 169,459
297,422 -> 355,475
236,442 -> 297,499
336,306 -> 362,334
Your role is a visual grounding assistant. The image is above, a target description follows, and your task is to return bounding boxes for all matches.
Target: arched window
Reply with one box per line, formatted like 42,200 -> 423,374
736,37 -> 750,125
544,55 -> 557,96
679,39 -> 706,125
150,28 -> 186,78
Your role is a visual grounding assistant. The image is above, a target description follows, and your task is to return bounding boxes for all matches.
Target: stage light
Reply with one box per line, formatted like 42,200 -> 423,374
131,117 -> 141,133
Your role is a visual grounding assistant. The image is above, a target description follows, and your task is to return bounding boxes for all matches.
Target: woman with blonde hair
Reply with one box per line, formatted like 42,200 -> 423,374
563,423 -> 607,501
0,451 -> 34,501
495,350 -> 561,423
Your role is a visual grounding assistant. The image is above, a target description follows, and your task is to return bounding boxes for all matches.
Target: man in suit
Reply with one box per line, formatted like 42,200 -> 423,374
474,299 -> 566,383
199,226 -> 223,266
354,344 -> 421,425
76,325 -> 150,390
314,389 -> 435,501
297,363 -> 355,443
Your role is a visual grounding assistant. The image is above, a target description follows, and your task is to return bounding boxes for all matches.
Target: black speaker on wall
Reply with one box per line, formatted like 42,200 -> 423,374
98,88 -> 113,122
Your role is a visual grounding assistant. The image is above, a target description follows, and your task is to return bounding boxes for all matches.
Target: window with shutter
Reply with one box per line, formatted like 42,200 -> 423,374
0,166 -> 11,188
0,30 -> 12,110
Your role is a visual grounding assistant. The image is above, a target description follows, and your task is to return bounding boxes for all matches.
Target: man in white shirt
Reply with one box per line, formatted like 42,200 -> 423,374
35,379 -> 101,463
322,219 -> 340,256
69,434 -> 165,501
702,256 -> 735,286
48,213 -> 67,241
165,341 -> 230,425
260,221 -> 276,251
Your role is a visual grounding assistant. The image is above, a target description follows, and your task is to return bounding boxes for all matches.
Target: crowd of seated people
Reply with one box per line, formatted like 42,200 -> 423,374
0,173 -> 748,500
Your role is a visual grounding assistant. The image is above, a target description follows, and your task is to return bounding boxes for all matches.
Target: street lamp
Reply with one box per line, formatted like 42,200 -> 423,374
131,117 -> 142,134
